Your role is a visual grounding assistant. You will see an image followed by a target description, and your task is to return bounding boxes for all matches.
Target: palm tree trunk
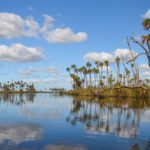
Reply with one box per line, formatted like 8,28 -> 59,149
107,67 -> 109,87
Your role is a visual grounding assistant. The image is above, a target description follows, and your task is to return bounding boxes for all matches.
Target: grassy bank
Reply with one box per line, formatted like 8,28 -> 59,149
65,87 -> 150,98
0,91 -> 51,94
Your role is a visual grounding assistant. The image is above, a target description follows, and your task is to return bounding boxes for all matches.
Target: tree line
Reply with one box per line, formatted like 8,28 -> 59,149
0,81 -> 36,92
66,18 -> 150,90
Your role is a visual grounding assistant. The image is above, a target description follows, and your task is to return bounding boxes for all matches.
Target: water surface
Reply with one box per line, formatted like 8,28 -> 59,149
0,93 -> 150,150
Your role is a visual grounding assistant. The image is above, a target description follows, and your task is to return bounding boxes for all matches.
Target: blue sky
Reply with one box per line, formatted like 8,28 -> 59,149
0,0 -> 150,89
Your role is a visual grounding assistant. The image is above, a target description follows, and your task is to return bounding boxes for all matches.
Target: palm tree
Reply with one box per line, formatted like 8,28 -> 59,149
115,57 -> 120,83
142,18 -> 150,30
99,62 -> 104,79
102,75 -> 106,86
75,68 -> 79,76
119,74 -> 123,85
0,82 -> 2,91
70,74 -> 81,89
95,61 -> 100,83
99,80 -> 104,88
87,69 -> 92,86
82,66 -> 88,88
86,62 -> 92,86
125,69 -> 130,86
71,64 -> 76,73
66,67 -> 71,74
78,67 -> 83,79
104,60 -> 109,87
141,35 -> 150,50
92,68 -> 99,87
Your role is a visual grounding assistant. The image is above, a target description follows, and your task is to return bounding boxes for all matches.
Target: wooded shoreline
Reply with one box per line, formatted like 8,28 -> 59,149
65,87 -> 150,99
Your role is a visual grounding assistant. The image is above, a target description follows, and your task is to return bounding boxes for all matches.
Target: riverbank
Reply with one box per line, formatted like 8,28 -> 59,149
0,91 -> 51,94
65,86 -> 150,98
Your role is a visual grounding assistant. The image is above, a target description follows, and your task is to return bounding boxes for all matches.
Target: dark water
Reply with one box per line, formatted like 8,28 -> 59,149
0,93 -> 150,150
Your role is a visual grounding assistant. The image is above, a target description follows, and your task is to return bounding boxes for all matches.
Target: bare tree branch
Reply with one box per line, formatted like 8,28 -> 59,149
130,36 -> 149,54
127,52 -> 149,64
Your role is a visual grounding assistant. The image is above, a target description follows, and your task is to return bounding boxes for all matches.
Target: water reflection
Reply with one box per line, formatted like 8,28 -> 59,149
66,96 -> 150,149
0,144 -> 87,150
44,144 -> 87,150
0,124 -> 42,144
0,94 -> 150,150
0,93 -> 35,106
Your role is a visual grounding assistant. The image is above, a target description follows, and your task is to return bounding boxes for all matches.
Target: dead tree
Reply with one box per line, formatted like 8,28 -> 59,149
127,36 -> 150,67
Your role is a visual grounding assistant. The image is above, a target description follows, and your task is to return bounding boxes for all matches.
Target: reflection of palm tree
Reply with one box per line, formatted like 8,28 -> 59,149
66,96 -> 148,142
0,93 -> 35,106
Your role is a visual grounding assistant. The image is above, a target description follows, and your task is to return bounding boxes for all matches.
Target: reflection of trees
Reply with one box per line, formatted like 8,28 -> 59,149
130,140 -> 150,150
0,93 -> 35,106
66,96 -> 150,140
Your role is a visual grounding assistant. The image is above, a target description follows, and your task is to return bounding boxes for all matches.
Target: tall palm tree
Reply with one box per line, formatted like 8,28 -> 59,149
104,60 -> 109,87
119,74 -> 123,85
66,67 -> 71,74
92,68 -> 99,87
125,68 -> 130,86
0,82 -> 2,91
82,66 -> 88,88
142,18 -> 150,30
95,61 -> 100,83
71,64 -> 76,73
141,35 -> 150,50
87,69 -> 92,86
75,68 -> 79,76
86,62 -> 92,86
78,67 -> 83,80
102,75 -> 106,86
99,62 -> 104,80
115,57 -> 120,83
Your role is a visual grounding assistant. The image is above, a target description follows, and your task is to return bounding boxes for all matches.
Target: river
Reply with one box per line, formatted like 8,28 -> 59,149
0,93 -> 149,150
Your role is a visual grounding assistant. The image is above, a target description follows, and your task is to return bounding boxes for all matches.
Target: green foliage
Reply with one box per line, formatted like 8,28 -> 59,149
0,81 -> 36,93
142,18 -> 150,30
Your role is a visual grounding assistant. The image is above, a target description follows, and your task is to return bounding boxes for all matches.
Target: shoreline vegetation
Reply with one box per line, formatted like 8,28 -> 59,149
65,87 -> 150,99
65,18 -> 150,99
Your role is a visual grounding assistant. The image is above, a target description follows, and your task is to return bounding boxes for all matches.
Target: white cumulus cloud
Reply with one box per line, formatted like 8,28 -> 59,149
25,15 -> 41,38
18,66 -> 60,78
114,49 -> 137,63
23,76 -> 72,90
41,14 -> 55,33
141,71 -> 150,79
83,49 -> 137,63
44,27 -> 87,44
83,52 -> 113,62
143,9 -> 150,18
139,64 -> 150,72
0,43 -> 44,63
138,64 -> 150,79
0,13 -> 54,39
0,12 -> 25,39
0,124 -> 42,144
0,12 -> 88,44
